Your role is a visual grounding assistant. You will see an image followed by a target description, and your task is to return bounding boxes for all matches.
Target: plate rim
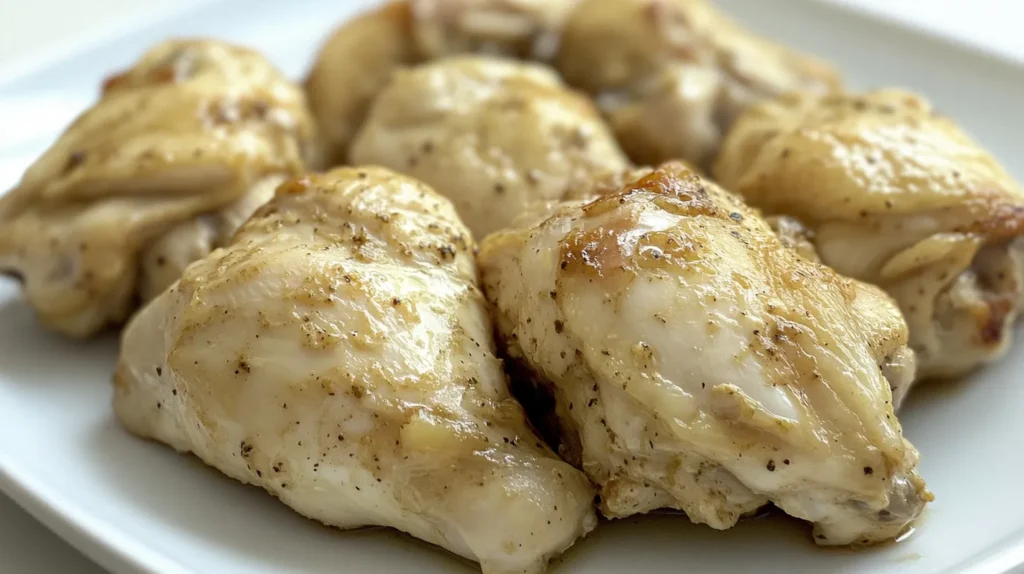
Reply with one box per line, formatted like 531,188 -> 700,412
0,448 -> 185,574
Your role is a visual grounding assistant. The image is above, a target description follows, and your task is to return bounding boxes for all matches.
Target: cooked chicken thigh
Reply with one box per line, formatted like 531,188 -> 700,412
0,39 -> 316,337
306,0 -> 579,165
479,162 -> 930,545
555,0 -> 840,170
350,55 -> 629,238
137,174 -> 285,302
411,0 -> 581,61
714,89 -> 1024,380
114,167 -> 596,573
306,3 -> 418,166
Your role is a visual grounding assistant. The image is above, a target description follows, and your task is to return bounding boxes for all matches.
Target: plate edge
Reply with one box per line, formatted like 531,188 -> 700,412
0,451 -> 187,573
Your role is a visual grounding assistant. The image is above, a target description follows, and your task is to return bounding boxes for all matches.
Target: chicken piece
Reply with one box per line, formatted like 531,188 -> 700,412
479,162 -> 930,545
765,215 -> 820,263
306,0 -> 580,164
555,0 -> 840,170
411,0 -> 581,61
136,174 -> 286,302
0,39 -> 316,337
557,168 -> 911,408
113,166 -> 596,573
349,55 -> 629,238
306,3 -> 418,166
714,89 -> 1024,380
558,166 -> 824,264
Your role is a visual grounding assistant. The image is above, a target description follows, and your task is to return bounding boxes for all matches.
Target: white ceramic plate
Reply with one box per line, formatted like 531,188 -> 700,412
1,1 -> 1023,572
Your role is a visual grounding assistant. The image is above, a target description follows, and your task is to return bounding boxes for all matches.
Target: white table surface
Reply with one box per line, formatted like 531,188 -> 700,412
0,0 -> 1019,572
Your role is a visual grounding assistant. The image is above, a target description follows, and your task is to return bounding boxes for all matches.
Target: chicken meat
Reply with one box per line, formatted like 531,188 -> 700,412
0,39 -> 317,337
478,162 -> 930,545
765,215 -> 821,264
554,0 -> 840,170
411,0 -> 581,61
114,166 -> 596,573
714,89 -> 1024,380
349,55 -> 629,238
306,0 -> 580,165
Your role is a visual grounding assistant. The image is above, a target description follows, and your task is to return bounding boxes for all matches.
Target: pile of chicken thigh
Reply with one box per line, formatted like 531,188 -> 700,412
3,0 -> 1023,572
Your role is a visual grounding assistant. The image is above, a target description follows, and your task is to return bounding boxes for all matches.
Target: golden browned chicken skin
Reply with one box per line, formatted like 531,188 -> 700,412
349,55 -> 629,238
306,0 -> 580,165
479,162 -> 929,545
715,89 -> 1024,380
0,39 -> 317,337
115,166 -> 596,574
555,0 -> 840,170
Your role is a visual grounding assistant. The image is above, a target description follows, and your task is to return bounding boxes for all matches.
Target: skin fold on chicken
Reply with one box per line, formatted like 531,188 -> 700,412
765,215 -> 821,264
478,162 -> 930,546
554,0 -> 841,171
113,166 -> 596,574
0,39 -> 317,337
349,55 -> 629,239
714,89 -> 1024,380
305,0 -> 581,165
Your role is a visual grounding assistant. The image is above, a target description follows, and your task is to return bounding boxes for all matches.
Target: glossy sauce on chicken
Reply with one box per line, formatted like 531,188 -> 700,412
350,55 -> 629,238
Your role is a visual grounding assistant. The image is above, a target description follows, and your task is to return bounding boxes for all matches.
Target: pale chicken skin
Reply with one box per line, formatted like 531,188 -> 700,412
114,167 -> 596,574
714,89 -> 1024,380
306,0 -> 580,165
0,39 -> 316,337
479,163 -> 930,545
765,216 -> 821,264
349,56 -> 629,238
555,0 -> 840,170
411,0 -> 581,62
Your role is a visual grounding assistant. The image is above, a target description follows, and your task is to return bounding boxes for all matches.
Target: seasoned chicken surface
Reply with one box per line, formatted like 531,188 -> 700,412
479,163 -> 930,545
715,89 -> 1024,380
766,215 -> 821,264
350,55 -> 629,238
137,174 -> 285,302
411,0 -> 581,61
0,39 -> 316,337
114,167 -> 596,574
555,0 -> 840,170
306,0 -> 580,165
